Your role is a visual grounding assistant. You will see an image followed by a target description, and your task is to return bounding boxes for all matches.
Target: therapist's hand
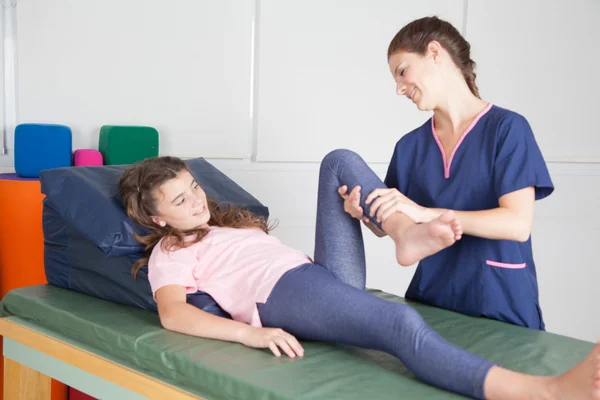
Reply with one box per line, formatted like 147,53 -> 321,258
338,185 -> 370,223
366,188 -> 432,224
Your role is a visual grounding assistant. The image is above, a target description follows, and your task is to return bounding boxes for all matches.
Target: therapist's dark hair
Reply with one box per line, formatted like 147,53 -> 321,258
388,16 -> 480,98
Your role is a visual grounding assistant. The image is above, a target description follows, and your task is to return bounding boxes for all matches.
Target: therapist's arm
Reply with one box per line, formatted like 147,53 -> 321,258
426,187 -> 535,242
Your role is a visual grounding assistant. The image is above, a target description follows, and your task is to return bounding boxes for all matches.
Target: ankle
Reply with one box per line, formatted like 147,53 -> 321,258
484,367 -> 554,400
381,212 -> 413,238
523,376 -> 556,400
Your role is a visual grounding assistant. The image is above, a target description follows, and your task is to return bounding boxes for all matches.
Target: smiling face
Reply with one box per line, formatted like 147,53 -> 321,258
150,170 -> 211,231
387,42 -> 448,111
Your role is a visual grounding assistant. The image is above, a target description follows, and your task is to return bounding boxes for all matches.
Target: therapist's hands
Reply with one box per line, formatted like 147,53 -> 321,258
365,188 -> 434,224
338,185 -> 371,223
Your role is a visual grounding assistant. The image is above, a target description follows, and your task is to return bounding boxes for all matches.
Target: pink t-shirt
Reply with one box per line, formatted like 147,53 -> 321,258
148,226 -> 311,327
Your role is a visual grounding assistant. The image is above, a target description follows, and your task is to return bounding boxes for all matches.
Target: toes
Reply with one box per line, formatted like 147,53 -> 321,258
451,221 -> 462,238
438,211 -> 455,224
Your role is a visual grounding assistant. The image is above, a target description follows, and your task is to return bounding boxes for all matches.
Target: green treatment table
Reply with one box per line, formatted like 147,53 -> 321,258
0,285 -> 593,400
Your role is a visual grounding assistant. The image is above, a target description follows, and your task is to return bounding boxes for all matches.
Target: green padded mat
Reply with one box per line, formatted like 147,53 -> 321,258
0,285 -> 594,400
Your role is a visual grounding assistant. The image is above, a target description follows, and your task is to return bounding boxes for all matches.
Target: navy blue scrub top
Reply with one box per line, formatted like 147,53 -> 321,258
384,104 -> 554,329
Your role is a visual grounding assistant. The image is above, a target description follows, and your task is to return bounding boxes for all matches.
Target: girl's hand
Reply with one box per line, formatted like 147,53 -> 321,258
365,188 -> 432,224
239,326 -> 304,358
338,185 -> 370,223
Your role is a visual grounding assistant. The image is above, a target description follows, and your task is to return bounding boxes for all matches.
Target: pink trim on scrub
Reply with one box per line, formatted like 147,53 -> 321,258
431,103 -> 494,179
486,260 -> 526,269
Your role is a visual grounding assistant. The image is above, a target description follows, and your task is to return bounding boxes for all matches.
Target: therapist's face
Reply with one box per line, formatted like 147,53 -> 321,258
388,43 -> 444,111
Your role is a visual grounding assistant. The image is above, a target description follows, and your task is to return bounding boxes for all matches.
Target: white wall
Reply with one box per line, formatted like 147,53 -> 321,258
14,0 -> 254,159
1,0 -> 599,343
466,0 -> 600,162
256,0 -> 462,162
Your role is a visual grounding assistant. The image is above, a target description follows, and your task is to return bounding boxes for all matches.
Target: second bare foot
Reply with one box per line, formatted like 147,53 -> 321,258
544,341 -> 600,400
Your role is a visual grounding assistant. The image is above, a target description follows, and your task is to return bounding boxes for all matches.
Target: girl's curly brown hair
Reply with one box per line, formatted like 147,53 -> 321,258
118,156 -> 272,277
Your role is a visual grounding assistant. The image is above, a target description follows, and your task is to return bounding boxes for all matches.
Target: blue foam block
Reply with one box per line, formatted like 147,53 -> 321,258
15,123 -> 73,178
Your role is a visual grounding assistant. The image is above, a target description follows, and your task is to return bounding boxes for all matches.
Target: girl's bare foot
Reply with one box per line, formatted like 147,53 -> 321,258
484,341 -> 600,400
547,340 -> 600,400
390,210 -> 462,266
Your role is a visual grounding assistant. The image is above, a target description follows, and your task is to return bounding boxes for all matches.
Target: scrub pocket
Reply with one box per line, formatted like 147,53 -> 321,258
481,241 -> 542,329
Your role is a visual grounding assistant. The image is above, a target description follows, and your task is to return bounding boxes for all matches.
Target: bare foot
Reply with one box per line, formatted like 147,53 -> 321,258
483,342 -> 600,400
546,341 -> 600,400
391,210 -> 462,266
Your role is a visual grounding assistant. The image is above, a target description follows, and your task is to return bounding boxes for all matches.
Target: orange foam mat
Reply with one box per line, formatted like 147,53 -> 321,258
0,173 -> 67,400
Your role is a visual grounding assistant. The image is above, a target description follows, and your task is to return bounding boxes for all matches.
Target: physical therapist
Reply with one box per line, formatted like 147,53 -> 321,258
339,16 -> 554,330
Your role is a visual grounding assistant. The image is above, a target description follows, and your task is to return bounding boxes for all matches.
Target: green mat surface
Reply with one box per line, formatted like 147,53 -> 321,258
0,285 -> 593,400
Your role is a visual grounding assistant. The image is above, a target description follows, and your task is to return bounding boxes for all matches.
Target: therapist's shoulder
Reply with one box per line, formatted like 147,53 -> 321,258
394,118 -> 430,150
487,105 -> 535,139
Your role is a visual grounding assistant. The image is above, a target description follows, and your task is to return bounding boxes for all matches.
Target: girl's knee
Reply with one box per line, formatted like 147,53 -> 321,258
375,303 -> 428,350
322,149 -> 362,169
394,304 -> 426,330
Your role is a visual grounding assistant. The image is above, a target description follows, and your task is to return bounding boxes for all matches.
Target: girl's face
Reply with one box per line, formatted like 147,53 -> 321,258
388,43 -> 445,111
150,170 -> 211,231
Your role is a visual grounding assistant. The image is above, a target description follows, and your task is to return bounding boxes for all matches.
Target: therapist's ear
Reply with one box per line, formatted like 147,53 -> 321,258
426,40 -> 443,64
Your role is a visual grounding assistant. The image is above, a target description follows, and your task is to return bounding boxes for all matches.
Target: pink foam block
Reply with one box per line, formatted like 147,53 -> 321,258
73,149 -> 103,166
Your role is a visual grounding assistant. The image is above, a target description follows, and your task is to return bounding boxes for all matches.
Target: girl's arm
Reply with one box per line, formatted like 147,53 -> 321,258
155,285 -> 304,358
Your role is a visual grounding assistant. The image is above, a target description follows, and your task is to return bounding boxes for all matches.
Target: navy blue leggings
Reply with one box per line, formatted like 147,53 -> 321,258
258,149 -> 494,399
